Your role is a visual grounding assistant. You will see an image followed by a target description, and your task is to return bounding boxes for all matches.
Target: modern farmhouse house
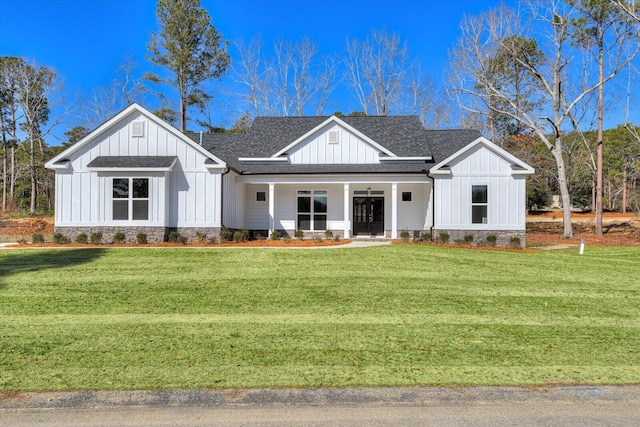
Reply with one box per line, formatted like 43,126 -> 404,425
45,104 -> 534,246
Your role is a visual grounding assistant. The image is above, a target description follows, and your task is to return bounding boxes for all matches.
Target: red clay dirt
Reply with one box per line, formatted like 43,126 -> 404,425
1,213 -> 639,247
526,212 -> 640,247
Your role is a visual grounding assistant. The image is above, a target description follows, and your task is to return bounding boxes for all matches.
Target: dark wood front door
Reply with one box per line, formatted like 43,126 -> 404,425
353,197 -> 384,236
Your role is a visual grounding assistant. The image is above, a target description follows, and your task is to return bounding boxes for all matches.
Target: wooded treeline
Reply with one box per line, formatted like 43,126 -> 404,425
1,0 -> 639,238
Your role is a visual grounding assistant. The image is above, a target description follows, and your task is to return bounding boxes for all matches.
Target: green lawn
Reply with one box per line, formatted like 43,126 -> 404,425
1,245 -> 639,391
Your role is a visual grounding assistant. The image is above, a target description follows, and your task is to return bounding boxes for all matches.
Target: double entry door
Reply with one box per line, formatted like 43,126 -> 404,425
353,197 -> 384,236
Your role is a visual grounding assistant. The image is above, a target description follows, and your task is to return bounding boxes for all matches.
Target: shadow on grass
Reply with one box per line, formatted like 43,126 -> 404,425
0,249 -> 106,289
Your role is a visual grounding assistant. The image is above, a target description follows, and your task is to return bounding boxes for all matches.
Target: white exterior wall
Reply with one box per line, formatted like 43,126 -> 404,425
245,184 -> 269,230
54,111 -> 222,228
223,171 -> 245,230
434,145 -> 526,230
397,183 -> 432,231
240,180 -> 432,232
288,124 -> 380,164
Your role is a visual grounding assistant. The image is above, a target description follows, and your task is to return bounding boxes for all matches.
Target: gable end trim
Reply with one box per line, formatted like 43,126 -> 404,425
271,115 -> 397,158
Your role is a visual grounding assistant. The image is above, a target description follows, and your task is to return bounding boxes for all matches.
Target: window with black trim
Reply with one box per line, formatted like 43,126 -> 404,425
113,178 -> 149,221
402,192 -> 412,202
256,191 -> 266,202
297,190 -> 327,231
471,185 -> 488,224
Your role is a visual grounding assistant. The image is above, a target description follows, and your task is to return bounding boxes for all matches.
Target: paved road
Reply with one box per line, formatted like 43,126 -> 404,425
2,386 -> 639,426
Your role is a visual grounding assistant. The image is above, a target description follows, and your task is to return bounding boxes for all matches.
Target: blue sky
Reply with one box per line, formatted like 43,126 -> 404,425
0,0 -> 636,142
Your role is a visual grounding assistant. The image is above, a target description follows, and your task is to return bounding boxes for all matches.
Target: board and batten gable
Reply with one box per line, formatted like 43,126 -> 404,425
287,122 -> 382,164
46,104 -> 226,238
431,137 -> 534,232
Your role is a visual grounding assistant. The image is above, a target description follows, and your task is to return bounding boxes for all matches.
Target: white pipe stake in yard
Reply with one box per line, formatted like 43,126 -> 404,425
579,239 -> 585,255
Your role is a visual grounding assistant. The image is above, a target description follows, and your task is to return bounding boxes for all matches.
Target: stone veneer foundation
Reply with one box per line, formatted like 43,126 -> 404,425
54,226 -> 222,244
432,229 -> 526,248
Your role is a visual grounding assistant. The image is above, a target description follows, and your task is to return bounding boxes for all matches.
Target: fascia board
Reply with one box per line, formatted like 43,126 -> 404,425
237,157 -> 288,162
430,136 -> 534,174
379,156 -> 432,161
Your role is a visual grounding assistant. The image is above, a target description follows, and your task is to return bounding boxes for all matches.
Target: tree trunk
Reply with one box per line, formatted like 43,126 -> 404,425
552,139 -> 573,239
30,136 -> 36,213
592,177 -> 596,213
623,162 -> 627,214
180,96 -> 186,133
595,30 -> 605,236
1,114 -> 6,212
10,145 -> 15,205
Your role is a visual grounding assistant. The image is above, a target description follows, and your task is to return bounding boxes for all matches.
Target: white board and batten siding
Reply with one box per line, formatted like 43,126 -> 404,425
54,110 -> 222,228
288,124 -> 379,164
435,145 -> 526,230
222,171 -> 246,230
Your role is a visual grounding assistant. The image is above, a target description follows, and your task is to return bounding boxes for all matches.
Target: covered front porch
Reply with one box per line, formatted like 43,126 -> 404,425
233,174 -> 432,239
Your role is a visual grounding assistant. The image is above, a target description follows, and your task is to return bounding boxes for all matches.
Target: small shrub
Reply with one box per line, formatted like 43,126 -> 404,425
324,230 -> 334,239
32,233 -> 45,244
439,232 -> 450,244
233,229 -> 250,242
76,232 -> 88,244
270,230 -> 280,240
294,229 -> 304,240
136,232 -> 148,244
16,237 -> 27,244
219,229 -> 233,242
464,234 -> 474,244
179,236 -> 189,245
253,232 -> 265,241
420,231 -> 432,242
167,231 -> 180,243
399,229 -> 411,242
53,233 -> 70,244
91,232 -> 104,244
90,232 -> 103,244
207,236 -> 218,244
113,231 -> 126,244
196,231 -> 207,243
333,235 -> 341,242
486,234 -> 498,247
283,235 -> 292,243
509,236 -> 522,248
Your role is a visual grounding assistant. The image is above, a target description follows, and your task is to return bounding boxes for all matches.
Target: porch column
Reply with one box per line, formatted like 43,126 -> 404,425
343,183 -> 350,239
391,183 -> 398,239
268,183 -> 275,234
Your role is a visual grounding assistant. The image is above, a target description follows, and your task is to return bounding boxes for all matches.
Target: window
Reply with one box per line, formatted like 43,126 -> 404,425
113,178 -> 149,221
297,190 -> 327,231
471,185 -> 488,224
402,192 -> 412,202
256,191 -> 266,202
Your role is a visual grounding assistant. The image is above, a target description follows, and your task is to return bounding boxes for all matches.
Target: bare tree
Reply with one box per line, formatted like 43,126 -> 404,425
82,58 -> 147,129
230,36 -> 273,116
345,30 -> 409,115
447,2 -> 602,238
611,0 -> 640,24
0,56 -> 25,211
231,36 -> 338,117
13,62 -> 69,212
569,0 -> 640,235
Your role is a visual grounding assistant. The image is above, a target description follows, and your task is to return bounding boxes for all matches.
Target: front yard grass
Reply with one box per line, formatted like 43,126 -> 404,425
1,245 -> 639,391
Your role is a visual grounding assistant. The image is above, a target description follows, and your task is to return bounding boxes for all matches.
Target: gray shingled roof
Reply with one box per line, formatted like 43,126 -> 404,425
186,116 -> 482,175
87,156 -> 177,168
424,129 -> 483,163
